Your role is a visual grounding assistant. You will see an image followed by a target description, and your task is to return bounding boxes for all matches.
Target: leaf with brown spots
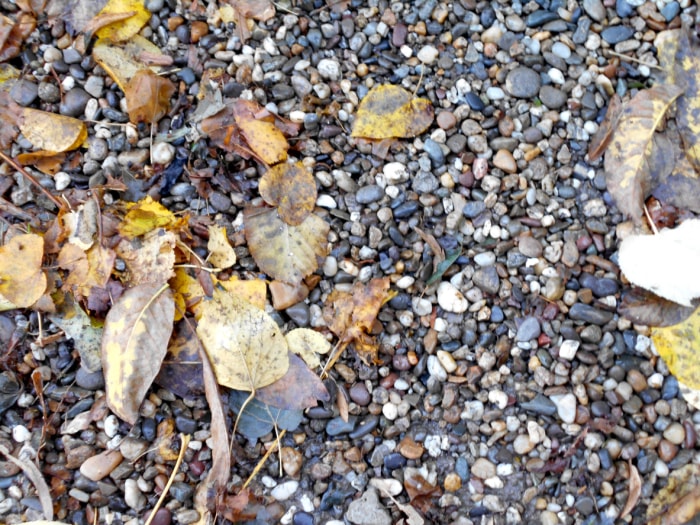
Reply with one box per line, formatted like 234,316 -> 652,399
352,84 -> 434,139
244,207 -> 328,285
259,161 -> 317,226
101,282 -> 174,424
19,107 -> 87,153
647,464 -> 700,525
124,69 -> 175,125
0,233 -> 47,308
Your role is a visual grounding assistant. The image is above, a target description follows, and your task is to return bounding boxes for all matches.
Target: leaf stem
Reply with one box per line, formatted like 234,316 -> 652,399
243,429 -> 286,489
144,433 -> 191,525
0,151 -> 66,211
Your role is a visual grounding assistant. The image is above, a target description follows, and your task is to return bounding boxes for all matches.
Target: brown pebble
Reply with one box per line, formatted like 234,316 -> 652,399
79,449 -> 123,482
657,439 -> 678,462
190,21 -> 209,43
683,420 -> 696,449
167,16 -> 184,31
444,472 -> 462,492
392,23 -> 408,47
379,372 -> 397,389
459,170 -> 474,188
492,149 -> 517,173
397,436 -> 424,459
349,382 -> 370,406
144,508 -> 171,525
437,111 -> 457,130
518,235 -> 543,258
498,116 -> 515,137
407,351 -> 418,365
626,369 -> 647,393
344,446 -> 362,462
281,446 -> 303,477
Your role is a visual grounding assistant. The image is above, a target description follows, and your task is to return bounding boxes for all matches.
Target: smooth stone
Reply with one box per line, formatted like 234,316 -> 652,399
492,149 -> 517,173
505,67 -> 541,98
349,383 -> 370,406
285,302 -> 310,326
582,0 -> 606,22
60,88 -> 91,117
526,10 -> 560,28
516,317 -> 541,342
550,393 -> 577,424
601,26 -> 634,45
10,80 -> 38,106
471,457 -> 496,479
521,394 -> 557,416
539,85 -> 567,109
417,45 -> 439,64
75,367 -> 105,390
661,1 -> 680,20
463,201 -> 486,219
326,416 -> 357,436
437,281 -> 468,313
383,162 -> 409,184
472,266 -> 500,295
513,434 -> 535,454
569,303 -> 614,325
124,479 -> 146,511
317,59 -> 341,80
518,236 -> 542,257
355,185 -> 384,205
80,449 -> 123,481
423,138 -> 445,167
271,480 -> 299,501
466,92 -> 485,111
346,489 -> 391,525
663,423 -> 686,445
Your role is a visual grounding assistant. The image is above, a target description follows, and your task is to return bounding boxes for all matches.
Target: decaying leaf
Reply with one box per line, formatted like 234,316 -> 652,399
352,84 -> 434,139
92,36 -> 167,92
604,84 -> 683,222
207,225 -> 236,269
620,461 -> 641,519
588,94 -> 622,162
124,69 -> 175,125
115,228 -> 177,286
225,0 -> 275,43
618,219 -> 700,307
155,322 -> 204,399
0,11 -> 36,62
93,0 -> 150,42
0,90 -> 23,149
0,233 -> 47,308
49,296 -> 103,372
652,152 -> 700,214
217,276 -> 267,310
652,305 -> 700,390
646,464 -> 700,525
285,327 -> 331,369
619,288 -> 696,327
228,389 -> 302,440
259,161 -> 317,226
170,267 -> 205,318
102,282 -> 174,424
118,195 -> 186,238
255,352 -> 329,410
58,243 -> 116,298
19,108 -> 87,153
323,277 -> 396,364
244,207 -> 328,285
403,467 -> 442,515
196,288 -> 289,391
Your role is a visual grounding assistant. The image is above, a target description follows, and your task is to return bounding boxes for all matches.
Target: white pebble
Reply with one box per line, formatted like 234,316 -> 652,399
152,142 -> 175,165
559,340 -> 580,360
54,172 -> 71,191
486,87 -> 505,100
412,297 -> 432,316
383,162 -> 409,184
316,194 -> 337,209
382,403 -> 398,420
104,414 -> 120,438
417,45 -> 439,64
488,389 -> 508,409
437,281 -> 468,313
437,350 -> 457,373
396,276 -> 415,289
550,393 -> 576,424
12,425 -> 31,443
427,355 -> 447,382
317,59 -> 341,81
547,68 -> 565,85
271,480 -> 299,501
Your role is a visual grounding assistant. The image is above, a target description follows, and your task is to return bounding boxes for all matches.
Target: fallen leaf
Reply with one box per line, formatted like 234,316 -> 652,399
228,389 -> 302,440
226,0 -> 275,43
0,12 -> 35,62
217,276 -> 267,310
92,36 -> 167,92
196,288 -> 289,391
49,297 -> 103,372
94,0 -> 150,42
323,277 -> 396,364
58,243 -> 116,299
155,322 -> 204,399
124,69 -> 175,125
244,207 -> 329,285
647,464 -> 700,525
118,195 -> 186,238
207,225 -> 236,269
115,228 -> 177,286
46,0 -> 108,34
403,467 -> 441,515
588,94 -> 622,162
255,352 -> 330,410
102,282 -> 174,424
15,151 -> 65,175
620,461 -> 641,519
618,219 -> 700,307
679,381 -> 700,411
269,279 -> 309,310
64,198 -> 99,250
426,248 -> 461,287
285,327 -> 331,369
619,288 -> 696,327
0,90 -> 23,149
652,152 -> 700,214
352,84 -> 434,139
652,305 -> 700,390
170,267 -> 205,317
604,84 -> 683,223
20,108 -> 87,153
259,161 -> 317,225
0,233 -> 47,308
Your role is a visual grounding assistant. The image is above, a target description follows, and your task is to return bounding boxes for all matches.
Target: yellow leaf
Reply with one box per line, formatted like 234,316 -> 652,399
196,288 -> 289,390
169,267 -> 204,319
285,328 -> 331,369
244,207 -> 328,285
259,161 -> 317,226
652,306 -> 700,390
0,233 -> 47,308
58,243 -> 116,299
92,36 -> 167,92
646,464 -> 700,525
118,195 -> 186,238
207,225 -> 236,269
20,108 -> 87,153
94,0 -> 150,42
351,84 -> 434,139
216,276 -> 267,310
102,282 -> 174,424
116,228 -> 176,286
604,84 -> 683,223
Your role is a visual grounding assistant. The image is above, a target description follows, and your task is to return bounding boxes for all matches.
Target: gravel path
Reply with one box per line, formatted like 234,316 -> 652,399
0,0 -> 699,524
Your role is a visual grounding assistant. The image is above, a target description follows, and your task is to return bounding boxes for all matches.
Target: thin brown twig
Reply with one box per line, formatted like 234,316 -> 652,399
0,151 -> 66,211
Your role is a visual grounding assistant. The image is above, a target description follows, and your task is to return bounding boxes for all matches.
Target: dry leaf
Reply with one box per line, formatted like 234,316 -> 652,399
352,84 -> 434,139
0,443 -> 53,521
64,198 -> 99,250
647,464 -> 700,525
217,276 -> 267,310
20,108 -> 87,153
244,207 -> 328,285
604,84 -> 683,223
618,219 -> 700,307
0,12 -> 35,62
170,267 -> 205,317
118,195 -> 186,238
259,161 -> 317,226
0,90 -> 23,149
125,69 -> 175,125
226,0 -> 275,42
0,233 -> 47,308
155,322 -> 204,399
115,228 -> 177,286
49,296 -> 103,372
93,0 -> 150,42
207,225 -> 236,269
92,36 -> 167,92
58,243 -> 116,299
255,352 -> 330,410
285,328 -> 331,369
102,282 -> 174,424
619,288 -> 695,327
620,461 -> 641,519
652,305 -> 700,390
588,94 -> 622,162
196,288 -> 289,391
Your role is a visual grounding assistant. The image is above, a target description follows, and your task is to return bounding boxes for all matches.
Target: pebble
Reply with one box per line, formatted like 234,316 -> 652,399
550,393 -> 577,424
54,172 -> 71,191
505,67 -> 541,98
317,59 -> 341,81
79,449 -> 123,481
516,317 -> 541,342
539,85 -> 567,109
417,45 -> 439,64
492,149 -> 517,173
59,88 -> 91,117
471,457 -> 496,479
601,26 -> 635,45
326,416 -> 357,436
271,480 -> 299,501
513,434 -> 535,454
583,0 -> 606,21
559,340 -> 580,360
346,489 -> 391,525
472,266 -> 500,295
152,142 -> 175,165
437,281 -> 468,313
569,303 -> 614,325
663,423 -> 686,445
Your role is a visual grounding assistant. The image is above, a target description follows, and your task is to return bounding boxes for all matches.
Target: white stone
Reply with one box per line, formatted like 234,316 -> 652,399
486,87 -> 505,100
317,59 -> 341,81
437,350 -> 457,373
488,389 -> 508,409
396,276 -> 415,289
104,415 -> 120,438
151,142 -> 174,165
12,425 -> 30,443
369,478 -> 402,496
382,403 -> 398,420
417,45 -> 439,64
427,355 -> 447,382
412,297 -> 432,316
548,68 -> 565,85
271,480 -> 299,501
316,194 -> 337,208
289,110 -> 305,123
54,172 -> 71,191
559,340 -> 580,360
513,434 -> 535,454
550,393 -> 576,424
124,479 -> 146,510
383,162 -> 409,184
437,281 -> 468,313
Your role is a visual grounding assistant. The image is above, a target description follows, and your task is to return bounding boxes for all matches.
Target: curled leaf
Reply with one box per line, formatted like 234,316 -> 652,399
20,108 -> 87,153
125,69 -> 175,125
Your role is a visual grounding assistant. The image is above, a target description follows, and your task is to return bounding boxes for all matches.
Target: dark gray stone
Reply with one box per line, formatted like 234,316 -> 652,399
569,303 -> 614,325
473,266 -> 500,295
356,185 -> 384,204
60,88 -> 91,117
601,26 -> 634,45
505,67 -> 541,98
539,85 -> 567,109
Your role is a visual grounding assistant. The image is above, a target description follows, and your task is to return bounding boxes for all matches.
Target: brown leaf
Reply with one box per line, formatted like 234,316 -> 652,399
115,229 -> 176,286
125,69 -> 175,124
92,35 -> 168,92
620,461 -> 641,519
652,151 -> 700,214
255,352 -> 330,410
619,288 -> 696,327
58,244 -> 115,299
0,12 -> 36,62
647,464 -> 700,525
0,90 -> 23,149
403,467 -> 442,515
352,84 -> 434,139
604,84 -> 683,223
0,233 -> 47,308
244,207 -> 328,285
259,161 -> 317,225
101,282 -> 174,424
588,94 -> 622,162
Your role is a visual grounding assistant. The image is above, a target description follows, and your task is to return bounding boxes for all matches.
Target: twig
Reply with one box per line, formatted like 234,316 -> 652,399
242,429 -> 286,489
0,443 -> 53,521
144,433 -> 191,525
606,50 -> 663,70
0,151 -> 66,211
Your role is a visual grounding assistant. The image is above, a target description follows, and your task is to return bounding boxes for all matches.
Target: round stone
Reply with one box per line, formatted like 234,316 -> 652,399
505,67 -> 541,98
437,281 -> 468,313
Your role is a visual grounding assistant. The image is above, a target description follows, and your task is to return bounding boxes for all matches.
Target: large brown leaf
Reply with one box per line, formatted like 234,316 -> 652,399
604,84 -> 683,223
125,69 -> 175,125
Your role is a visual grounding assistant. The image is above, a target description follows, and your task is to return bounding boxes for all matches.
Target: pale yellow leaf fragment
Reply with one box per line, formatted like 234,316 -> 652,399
652,305 -> 700,391
207,225 -> 236,269
285,328 -> 331,369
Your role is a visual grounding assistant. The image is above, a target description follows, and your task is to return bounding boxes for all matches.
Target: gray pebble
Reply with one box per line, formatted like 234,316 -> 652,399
472,266 -> 500,295
516,316 -> 541,342
38,82 -> 60,103
10,80 -> 38,107
463,201 -> 486,219
582,0 -> 606,22
60,88 -> 91,117
84,76 -> 104,98
412,172 -> 439,194
569,303 -> 614,325
356,185 -> 384,204
601,26 -> 634,45
285,302 -> 310,326
520,393 -> 558,416
326,416 -> 357,436
505,67 -> 541,98
75,367 -> 105,390
539,85 -> 567,109
423,139 -> 445,167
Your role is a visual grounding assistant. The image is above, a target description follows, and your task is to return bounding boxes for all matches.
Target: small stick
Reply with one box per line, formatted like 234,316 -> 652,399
0,151 -> 66,211
144,433 -> 191,525
242,429 -> 286,489
606,50 -> 663,70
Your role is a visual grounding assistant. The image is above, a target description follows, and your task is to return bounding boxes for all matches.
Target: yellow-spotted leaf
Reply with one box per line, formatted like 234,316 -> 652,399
352,84 -> 434,139
102,282 -> 174,424
259,161 -> 317,226
118,195 -> 186,238
94,0 -> 150,42
604,84 -> 683,223
207,225 -> 236,269
115,228 -> 176,286
244,207 -> 329,285
20,108 -> 86,153
49,297 -> 103,373
0,233 -> 47,308
652,306 -> 700,391
196,288 -> 289,391
285,328 -> 331,369
92,36 -> 169,92
216,276 -> 267,310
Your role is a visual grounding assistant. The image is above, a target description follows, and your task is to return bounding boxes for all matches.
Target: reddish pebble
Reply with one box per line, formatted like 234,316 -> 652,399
537,333 -> 551,346
459,170 -> 474,188
683,420 -> 697,449
145,508 -> 171,525
473,158 -> 488,179
657,439 -> 678,462
379,372 -> 398,389
576,234 -> 593,251
349,382 -> 370,406
392,23 -> 408,47
189,460 -> 205,477
397,436 -> 424,459
437,111 -> 457,130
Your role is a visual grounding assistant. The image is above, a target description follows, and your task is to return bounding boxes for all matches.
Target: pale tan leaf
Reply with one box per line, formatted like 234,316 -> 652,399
207,225 -> 236,269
